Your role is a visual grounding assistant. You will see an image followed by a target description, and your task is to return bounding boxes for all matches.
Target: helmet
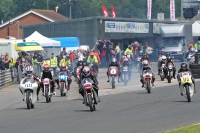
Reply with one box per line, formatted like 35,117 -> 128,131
142,60 -> 149,66
26,65 -> 33,76
167,56 -> 172,62
90,52 -> 94,56
78,58 -> 83,61
161,55 -> 166,62
82,61 -> 88,67
181,62 -> 187,71
43,63 -> 50,72
166,52 -> 170,57
128,45 -> 132,49
82,66 -> 90,77
60,62 -> 67,71
111,58 -> 117,66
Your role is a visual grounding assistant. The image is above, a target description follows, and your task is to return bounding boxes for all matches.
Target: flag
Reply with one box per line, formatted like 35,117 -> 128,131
111,6 -> 116,18
101,5 -> 109,17
147,0 -> 152,20
170,0 -> 175,21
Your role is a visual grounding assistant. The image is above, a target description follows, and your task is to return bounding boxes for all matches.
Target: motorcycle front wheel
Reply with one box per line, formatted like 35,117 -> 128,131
45,87 -> 49,103
112,76 -> 115,89
147,81 -> 151,93
168,71 -> 171,83
60,84 -> 64,97
26,91 -> 32,109
185,85 -> 191,102
88,95 -> 93,112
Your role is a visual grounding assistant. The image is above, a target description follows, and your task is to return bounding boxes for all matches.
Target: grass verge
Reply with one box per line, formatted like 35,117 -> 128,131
163,124 -> 200,133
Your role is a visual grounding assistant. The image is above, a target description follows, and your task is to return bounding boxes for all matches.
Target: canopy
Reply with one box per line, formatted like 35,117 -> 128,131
25,31 -> 61,48
192,21 -> 200,37
51,37 -> 80,47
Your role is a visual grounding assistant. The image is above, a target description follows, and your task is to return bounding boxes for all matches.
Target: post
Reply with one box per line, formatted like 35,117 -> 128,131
17,21 -> 19,39
181,0 -> 183,21
47,0 -> 49,10
70,4 -> 72,19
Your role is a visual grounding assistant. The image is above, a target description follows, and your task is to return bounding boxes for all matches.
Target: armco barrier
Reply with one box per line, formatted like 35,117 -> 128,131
0,69 -> 12,87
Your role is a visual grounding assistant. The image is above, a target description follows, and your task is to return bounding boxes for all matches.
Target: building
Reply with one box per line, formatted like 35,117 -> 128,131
0,9 -> 69,39
22,16 -> 183,50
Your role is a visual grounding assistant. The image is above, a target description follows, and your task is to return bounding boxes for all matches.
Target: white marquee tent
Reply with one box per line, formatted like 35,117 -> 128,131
25,31 -> 61,56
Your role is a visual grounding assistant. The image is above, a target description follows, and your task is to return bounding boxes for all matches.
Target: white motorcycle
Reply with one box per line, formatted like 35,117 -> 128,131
179,71 -> 195,102
58,73 -> 68,97
43,78 -> 52,103
166,63 -> 173,83
143,69 -> 153,93
19,78 -> 39,109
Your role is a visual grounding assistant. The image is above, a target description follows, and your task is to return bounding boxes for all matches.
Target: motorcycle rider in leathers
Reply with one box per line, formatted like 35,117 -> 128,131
165,56 -> 176,79
177,62 -> 196,95
107,58 -> 120,82
79,65 -> 101,103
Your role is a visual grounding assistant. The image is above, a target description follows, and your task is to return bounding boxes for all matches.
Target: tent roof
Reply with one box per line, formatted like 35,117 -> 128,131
192,21 -> 200,36
25,31 -> 61,47
51,37 -> 79,47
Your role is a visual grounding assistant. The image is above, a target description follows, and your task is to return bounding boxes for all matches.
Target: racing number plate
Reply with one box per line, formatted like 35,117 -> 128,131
25,83 -> 32,88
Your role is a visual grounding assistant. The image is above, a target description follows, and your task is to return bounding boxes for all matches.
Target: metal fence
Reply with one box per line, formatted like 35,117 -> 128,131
0,69 -> 12,87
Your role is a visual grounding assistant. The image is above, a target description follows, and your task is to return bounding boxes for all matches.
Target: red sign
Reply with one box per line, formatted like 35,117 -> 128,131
170,0 -> 175,21
147,0 -> 152,20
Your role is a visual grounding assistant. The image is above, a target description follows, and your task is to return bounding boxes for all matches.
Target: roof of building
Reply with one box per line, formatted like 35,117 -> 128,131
0,9 -> 69,28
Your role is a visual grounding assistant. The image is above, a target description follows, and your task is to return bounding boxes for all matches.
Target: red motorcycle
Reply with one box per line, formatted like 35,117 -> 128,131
108,66 -> 118,89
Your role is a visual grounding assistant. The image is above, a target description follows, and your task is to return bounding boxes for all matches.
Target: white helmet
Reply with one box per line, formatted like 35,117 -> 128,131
161,55 -> 166,62
142,60 -> 149,66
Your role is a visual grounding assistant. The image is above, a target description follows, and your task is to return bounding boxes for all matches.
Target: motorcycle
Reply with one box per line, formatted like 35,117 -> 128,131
160,63 -> 166,81
108,66 -> 118,89
187,49 -> 197,61
19,78 -> 38,109
143,69 -> 153,93
43,78 -> 52,103
166,63 -> 173,83
179,71 -> 195,102
82,78 -> 98,112
58,73 -> 68,97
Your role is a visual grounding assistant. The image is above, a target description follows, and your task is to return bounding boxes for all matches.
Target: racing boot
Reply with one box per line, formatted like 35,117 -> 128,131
37,87 -> 40,101
140,78 -> 144,88
157,69 -> 160,75
192,79 -> 197,93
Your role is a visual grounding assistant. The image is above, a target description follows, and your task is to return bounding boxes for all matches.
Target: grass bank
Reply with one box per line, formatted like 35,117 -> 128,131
163,124 -> 200,133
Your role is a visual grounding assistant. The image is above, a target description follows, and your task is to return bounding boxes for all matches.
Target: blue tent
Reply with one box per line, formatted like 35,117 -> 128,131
51,37 -> 80,48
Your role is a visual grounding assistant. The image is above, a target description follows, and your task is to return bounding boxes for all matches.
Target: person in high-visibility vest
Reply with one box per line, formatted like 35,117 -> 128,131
59,54 -> 71,70
50,53 -> 57,76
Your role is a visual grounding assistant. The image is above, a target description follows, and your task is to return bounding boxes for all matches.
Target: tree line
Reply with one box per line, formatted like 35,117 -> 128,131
0,0 -> 181,22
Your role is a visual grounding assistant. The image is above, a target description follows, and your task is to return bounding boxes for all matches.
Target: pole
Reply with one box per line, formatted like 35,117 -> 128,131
181,0 -> 183,21
17,21 -> 19,39
70,4 -> 72,19
47,0 -> 49,10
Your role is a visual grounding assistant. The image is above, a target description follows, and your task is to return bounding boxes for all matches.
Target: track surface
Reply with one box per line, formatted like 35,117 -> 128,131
0,62 -> 200,133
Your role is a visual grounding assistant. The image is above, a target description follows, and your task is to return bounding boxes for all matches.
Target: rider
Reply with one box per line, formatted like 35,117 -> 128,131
107,58 -> 120,82
80,66 -> 101,103
165,56 -> 176,79
177,62 -> 196,95
40,64 -> 56,95
157,54 -> 166,75
20,65 -> 40,101
55,62 -> 72,90
124,45 -> 133,56
73,58 -> 84,80
141,53 -> 150,63
140,60 -> 155,87
60,54 -> 72,71
87,52 -> 98,74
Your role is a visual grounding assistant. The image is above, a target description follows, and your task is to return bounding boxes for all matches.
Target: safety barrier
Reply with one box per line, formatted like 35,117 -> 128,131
0,69 -> 12,87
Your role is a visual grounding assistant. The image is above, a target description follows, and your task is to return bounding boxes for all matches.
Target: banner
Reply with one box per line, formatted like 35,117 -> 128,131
111,6 -> 116,18
105,21 -> 149,33
101,5 -> 109,17
147,0 -> 152,20
170,0 -> 175,21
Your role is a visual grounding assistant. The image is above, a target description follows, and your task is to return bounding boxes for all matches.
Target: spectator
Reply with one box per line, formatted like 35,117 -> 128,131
115,43 -> 121,62
25,53 -> 32,65
100,44 -> 107,67
60,48 -> 67,57
50,53 -> 57,76
69,51 -> 75,71
4,55 -> 10,69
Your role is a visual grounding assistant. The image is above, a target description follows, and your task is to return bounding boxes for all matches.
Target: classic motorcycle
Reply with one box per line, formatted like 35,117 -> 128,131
82,78 -> 98,112
179,71 -> 195,102
136,56 -> 141,72
108,66 -> 119,89
43,78 -> 52,103
143,69 -> 153,93
58,73 -> 68,97
19,78 -> 38,109
166,63 -> 173,83
160,63 -> 166,81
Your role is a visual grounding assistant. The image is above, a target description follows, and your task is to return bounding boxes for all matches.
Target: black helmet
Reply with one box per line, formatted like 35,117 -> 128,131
167,56 -> 171,62
82,61 -> 88,67
180,62 -> 187,71
143,53 -> 147,56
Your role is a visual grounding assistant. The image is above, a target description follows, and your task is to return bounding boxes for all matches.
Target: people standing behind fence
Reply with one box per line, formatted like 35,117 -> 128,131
50,53 -> 57,76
